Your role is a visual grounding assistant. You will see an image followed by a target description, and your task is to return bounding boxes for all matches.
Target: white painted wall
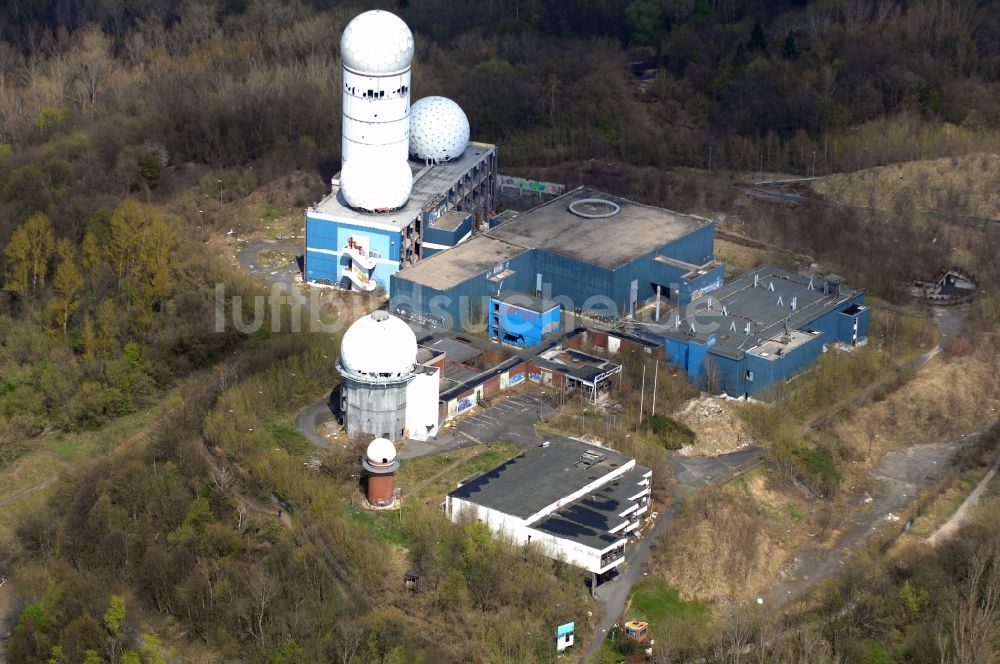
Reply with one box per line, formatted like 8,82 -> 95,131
405,368 -> 439,440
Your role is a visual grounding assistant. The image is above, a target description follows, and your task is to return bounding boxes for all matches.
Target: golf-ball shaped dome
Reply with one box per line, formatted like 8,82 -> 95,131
409,97 -> 470,163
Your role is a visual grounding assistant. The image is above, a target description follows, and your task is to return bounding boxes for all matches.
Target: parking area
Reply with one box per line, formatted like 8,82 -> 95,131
440,392 -> 553,448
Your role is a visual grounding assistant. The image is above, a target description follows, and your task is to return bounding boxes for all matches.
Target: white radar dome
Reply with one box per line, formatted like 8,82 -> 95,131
366,437 -> 397,465
340,311 -> 418,378
340,10 -> 414,75
340,153 -> 413,212
409,97 -> 471,163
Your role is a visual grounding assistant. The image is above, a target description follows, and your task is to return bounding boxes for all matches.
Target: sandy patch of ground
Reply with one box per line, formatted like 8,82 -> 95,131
673,396 -> 755,457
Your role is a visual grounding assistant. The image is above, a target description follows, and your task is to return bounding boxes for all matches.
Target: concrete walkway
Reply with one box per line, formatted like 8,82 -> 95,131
928,458 -> 999,546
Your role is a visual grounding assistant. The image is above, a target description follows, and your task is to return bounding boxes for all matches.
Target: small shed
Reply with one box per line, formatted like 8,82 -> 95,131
623,620 -> 649,642
404,569 -> 421,592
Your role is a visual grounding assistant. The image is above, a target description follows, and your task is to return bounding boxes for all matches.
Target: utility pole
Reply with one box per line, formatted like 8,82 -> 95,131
650,362 -> 658,417
811,150 -> 816,177
638,364 -> 646,429
708,145 -> 713,171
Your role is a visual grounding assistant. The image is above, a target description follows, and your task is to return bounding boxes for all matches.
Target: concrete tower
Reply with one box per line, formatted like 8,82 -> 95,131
363,437 -> 399,507
340,10 -> 414,165
338,310 -> 417,441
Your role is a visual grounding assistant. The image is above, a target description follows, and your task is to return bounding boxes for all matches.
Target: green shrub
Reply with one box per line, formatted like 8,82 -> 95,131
643,414 -> 696,450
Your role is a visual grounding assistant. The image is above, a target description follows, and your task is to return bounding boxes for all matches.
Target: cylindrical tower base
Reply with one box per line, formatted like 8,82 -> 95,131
366,472 -> 395,507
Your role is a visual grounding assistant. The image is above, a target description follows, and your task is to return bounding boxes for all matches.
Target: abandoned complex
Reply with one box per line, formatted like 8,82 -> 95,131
389,186 -> 722,323
446,438 -> 651,585
319,9 -> 872,439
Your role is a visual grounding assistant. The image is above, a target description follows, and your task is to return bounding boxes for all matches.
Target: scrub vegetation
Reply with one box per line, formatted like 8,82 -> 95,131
1,1 -> 1000,663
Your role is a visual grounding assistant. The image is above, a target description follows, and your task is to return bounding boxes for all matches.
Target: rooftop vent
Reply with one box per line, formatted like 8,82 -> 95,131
580,450 -> 607,466
569,198 -> 621,219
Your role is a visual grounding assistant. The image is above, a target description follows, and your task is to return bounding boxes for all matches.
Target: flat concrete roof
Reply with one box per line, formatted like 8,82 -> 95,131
431,211 -> 470,232
494,291 -> 558,313
428,337 -> 482,364
449,437 -> 631,520
393,235 -> 529,290
642,266 -> 863,359
311,142 -> 495,230
487,187 -> 707,269
395,186 -> 709,288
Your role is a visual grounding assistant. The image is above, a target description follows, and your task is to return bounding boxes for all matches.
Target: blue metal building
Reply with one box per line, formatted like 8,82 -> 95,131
649,267 -> 870,399
488,292 -> 561,347
389,187 -> 721,325
304,143 -> 497,292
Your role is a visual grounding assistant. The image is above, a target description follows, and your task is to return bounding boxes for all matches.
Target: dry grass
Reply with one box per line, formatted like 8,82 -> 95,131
812,153 -> 1000,221
652,472 -> 810,602
714,238 -> 762,272
832,346 -> 1000,461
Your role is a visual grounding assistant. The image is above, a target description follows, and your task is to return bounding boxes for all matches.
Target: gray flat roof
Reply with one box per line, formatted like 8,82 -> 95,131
395,186 -> 709,288
449,438 -> 632,519
394,235 -> 529,289
311,142 -> 495,230
431,211 -> 470,231
531,465 -> 651,551
494,291 -> 558,313
428,337 -> 482,364
642,266 -> 863,359
487,187 -> 707,269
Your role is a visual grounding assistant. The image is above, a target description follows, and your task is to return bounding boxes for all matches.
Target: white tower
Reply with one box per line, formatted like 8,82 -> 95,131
340,10 -> 414,167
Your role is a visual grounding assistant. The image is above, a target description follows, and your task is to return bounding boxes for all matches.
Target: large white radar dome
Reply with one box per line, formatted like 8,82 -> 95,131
340,153 -> 413,211
340,311 -> 417,378
366,437 -> 397,465
409,97 -> 471,163
340,10 -> 414,75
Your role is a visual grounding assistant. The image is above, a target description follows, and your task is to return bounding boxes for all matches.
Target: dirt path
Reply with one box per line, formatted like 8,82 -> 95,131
927,460 -> 999,546
0,408 -> 173,512
765,436 -> 972,610
193,442 -> 292,529
0,478 -> 57,510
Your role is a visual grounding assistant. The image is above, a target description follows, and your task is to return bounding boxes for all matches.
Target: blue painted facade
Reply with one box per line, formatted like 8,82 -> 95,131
390,221 -> 719,324
424,212 -> 472,250
305,214 -> 401,291
487,295 -> 560,347
656,288 -> 871,399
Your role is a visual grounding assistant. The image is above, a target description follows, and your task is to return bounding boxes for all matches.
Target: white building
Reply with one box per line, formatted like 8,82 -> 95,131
338,310 -> 440,441
446,438 -> 651,587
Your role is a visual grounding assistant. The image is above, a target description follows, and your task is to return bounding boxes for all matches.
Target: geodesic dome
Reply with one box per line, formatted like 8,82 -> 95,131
409,96 -> 471,163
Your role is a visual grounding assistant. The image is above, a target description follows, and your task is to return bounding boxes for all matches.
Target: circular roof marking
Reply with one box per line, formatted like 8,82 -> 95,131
568,199 -> 621,219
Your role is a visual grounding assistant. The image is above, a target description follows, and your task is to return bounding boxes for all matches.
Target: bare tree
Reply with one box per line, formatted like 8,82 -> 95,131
943,535 -> 1000,664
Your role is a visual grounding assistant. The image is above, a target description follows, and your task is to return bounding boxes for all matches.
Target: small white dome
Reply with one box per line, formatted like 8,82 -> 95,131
409,97 -> 470,163
367,437 -> 397,464
340,153 -> 413,212
340,10 -> 414,75
340,311 -> 417,377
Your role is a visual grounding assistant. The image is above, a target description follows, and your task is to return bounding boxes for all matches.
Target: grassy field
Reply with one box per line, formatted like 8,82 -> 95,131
343,443 -> 521,544
0,394 -> 183,542
629,577 -> 711,625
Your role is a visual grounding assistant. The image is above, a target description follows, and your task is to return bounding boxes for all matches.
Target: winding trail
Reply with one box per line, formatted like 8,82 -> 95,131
928,459 -> 999,546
